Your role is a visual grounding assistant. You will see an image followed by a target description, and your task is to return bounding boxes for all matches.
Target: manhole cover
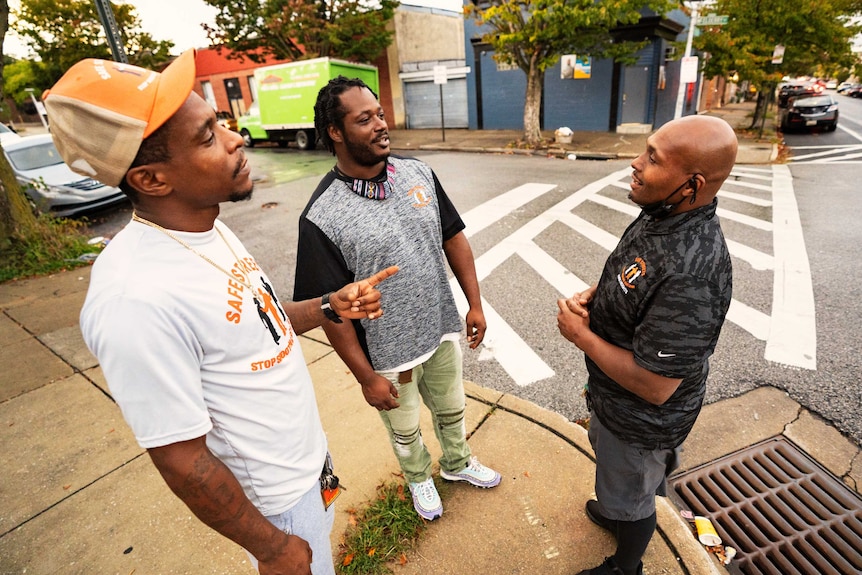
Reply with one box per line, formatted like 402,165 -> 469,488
669,436 -> 862,574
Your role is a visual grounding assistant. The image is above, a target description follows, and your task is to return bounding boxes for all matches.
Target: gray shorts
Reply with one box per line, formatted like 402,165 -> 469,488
588,413 -> 680,522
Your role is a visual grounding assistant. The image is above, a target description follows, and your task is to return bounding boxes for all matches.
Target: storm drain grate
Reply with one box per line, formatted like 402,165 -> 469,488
668,436 -> 862,575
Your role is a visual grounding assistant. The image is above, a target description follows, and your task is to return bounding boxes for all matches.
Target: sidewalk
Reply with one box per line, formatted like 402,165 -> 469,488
386,101 -> 779,165
3,104 -> 858,574
2,268 -> 859,574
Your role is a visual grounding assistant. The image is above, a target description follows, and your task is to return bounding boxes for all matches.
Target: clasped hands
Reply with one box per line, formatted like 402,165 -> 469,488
557,285 -> 595,346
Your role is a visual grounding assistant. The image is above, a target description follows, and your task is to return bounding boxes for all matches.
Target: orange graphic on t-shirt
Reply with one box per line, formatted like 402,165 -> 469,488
407,185 -> 431,208
256,288 -> 288,338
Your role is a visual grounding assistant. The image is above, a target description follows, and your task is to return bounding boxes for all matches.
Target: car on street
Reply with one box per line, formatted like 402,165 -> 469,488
777,82 -> 823,108
216,110 -> 238,132
3,134 -> 127,217
0,122 -> 22,145
779,94 -> 839,132
844,85 -> 862,98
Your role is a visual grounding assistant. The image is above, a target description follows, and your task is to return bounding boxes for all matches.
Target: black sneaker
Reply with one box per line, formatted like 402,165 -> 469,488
575,557 -> 643,575
585,500 -> 618,535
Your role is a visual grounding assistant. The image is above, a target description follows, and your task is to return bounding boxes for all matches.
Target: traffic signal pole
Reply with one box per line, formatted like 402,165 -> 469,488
93,0 -> 128,63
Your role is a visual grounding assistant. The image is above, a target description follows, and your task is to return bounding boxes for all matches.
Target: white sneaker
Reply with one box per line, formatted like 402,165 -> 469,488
440,456 -> 501,488
408,477 -> 442,520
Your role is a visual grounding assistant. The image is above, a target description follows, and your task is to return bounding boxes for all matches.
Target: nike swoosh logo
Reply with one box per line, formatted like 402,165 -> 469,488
657,351 -> 676,358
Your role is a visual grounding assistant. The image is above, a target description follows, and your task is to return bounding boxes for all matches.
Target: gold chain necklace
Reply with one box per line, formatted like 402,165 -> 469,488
131,212 -> 260,303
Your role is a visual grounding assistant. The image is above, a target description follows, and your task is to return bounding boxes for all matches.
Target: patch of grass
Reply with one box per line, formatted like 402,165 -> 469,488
337,479 -> 438,574
1,215 -> 98,282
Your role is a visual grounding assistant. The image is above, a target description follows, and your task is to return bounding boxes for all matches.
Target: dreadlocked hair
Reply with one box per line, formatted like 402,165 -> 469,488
314,75 -> 379,155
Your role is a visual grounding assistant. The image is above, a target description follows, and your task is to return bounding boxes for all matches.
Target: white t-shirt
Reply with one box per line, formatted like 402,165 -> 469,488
81,218 -> 326,516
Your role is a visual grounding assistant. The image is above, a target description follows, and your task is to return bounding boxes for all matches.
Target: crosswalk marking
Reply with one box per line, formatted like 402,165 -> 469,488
718,189 -> 773,206
726,299 -> 771,341
518,240 -> 590,296
450,164 -> 815,386
766,164 -> 817,369
461,183 -> 557,238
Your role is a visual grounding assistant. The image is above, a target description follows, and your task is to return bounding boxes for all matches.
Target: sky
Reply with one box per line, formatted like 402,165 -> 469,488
4,0 -> 463,58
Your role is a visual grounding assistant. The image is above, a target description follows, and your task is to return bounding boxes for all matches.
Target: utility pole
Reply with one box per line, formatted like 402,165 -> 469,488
93,0 -> 128,63
673,2 -> 699,119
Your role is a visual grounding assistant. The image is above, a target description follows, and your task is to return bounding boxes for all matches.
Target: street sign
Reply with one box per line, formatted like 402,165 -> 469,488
771,45 -> 785,65
433,65 -> 448,85
697,13 -> 729,26
680,56 -> 699,84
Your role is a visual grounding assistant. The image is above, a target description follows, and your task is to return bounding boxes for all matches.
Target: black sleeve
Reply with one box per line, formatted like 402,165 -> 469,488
293,214 -> 354,301
431,170 -> 466,242
633,274 -> 728,378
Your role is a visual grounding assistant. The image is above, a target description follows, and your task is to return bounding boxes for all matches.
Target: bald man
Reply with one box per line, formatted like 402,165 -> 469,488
557,115 -> 737,575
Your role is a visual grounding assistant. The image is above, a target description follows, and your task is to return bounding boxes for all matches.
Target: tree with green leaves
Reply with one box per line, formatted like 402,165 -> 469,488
11,0 -> 174,99
694,0 -> 862,128
202,0 -> 398,64
0,0 -> 158,279
466,0 -> 678,145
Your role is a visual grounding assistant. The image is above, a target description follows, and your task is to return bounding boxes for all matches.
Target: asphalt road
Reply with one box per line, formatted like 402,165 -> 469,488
81,143 -> 862,447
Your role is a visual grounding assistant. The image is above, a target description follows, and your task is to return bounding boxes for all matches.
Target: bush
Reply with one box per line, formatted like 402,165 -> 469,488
0,214 -> 98,282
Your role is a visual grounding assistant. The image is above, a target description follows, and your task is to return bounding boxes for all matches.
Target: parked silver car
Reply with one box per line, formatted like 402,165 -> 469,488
3,134 -> 127,217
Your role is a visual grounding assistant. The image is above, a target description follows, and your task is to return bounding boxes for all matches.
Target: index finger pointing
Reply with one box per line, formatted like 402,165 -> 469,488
366,265 -> 399,287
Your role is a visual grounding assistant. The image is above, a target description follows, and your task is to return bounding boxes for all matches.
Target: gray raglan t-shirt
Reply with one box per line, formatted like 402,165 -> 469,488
294,155 -> 465,371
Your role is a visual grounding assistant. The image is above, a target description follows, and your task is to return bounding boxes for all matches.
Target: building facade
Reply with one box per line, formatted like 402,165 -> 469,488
463,5 -> 697,133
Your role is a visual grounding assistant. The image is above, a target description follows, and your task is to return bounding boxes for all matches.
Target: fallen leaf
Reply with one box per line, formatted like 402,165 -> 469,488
63,484 -> 72,490
342,553 -> 354,567
399,553 -> 407,565
523,471 -> 531,478
397,484 -> 406,501
367,548 -> 376,557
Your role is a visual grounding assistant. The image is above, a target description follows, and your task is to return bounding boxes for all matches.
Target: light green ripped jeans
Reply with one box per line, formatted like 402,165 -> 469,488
377,340 -> 471,483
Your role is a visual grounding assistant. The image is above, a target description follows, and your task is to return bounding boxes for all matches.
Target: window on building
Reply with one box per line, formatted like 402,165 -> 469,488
201,81 -> 217,109
247,75 -> 258,103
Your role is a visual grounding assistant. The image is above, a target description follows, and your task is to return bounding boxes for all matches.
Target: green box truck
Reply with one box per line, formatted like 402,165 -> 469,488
237,57 -> 379,150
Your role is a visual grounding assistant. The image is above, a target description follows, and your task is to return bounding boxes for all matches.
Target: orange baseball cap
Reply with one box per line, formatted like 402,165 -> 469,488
44,50 -> 196,187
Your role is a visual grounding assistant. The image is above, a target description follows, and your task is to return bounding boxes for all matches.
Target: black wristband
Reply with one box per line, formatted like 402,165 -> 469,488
321,292 -> 343,323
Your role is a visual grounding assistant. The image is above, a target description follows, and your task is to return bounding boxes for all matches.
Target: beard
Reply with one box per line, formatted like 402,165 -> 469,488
229,184 -> 254,203
343,133 -> 389,167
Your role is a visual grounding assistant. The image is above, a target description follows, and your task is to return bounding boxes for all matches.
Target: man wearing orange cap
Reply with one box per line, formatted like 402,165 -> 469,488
45,52 -> 397,575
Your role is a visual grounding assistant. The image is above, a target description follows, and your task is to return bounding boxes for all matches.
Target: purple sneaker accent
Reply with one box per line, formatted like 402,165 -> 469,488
408,477 -> 442,520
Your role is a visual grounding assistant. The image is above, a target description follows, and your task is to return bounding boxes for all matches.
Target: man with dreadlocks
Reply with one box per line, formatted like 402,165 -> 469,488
293,76 -> 501,521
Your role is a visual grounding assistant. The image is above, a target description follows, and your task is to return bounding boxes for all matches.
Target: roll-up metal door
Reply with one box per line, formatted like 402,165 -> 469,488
404,79 -> 468,129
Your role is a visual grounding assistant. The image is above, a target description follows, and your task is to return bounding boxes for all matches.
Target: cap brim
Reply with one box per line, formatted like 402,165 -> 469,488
146,49 -> 196,138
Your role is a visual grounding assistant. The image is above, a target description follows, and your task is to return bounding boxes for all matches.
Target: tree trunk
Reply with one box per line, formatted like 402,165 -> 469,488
749,90 -> 765,130
522,57 -> 544,146
0,144 -> 39,252
0,0 -> 39,254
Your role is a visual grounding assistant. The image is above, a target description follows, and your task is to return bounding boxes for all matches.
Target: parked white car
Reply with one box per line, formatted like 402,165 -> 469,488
0,123 -> 23,146
3,134 -> 127,217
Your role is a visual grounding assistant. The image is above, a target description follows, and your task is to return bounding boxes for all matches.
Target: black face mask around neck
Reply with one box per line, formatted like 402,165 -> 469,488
632,176 -> 699,219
